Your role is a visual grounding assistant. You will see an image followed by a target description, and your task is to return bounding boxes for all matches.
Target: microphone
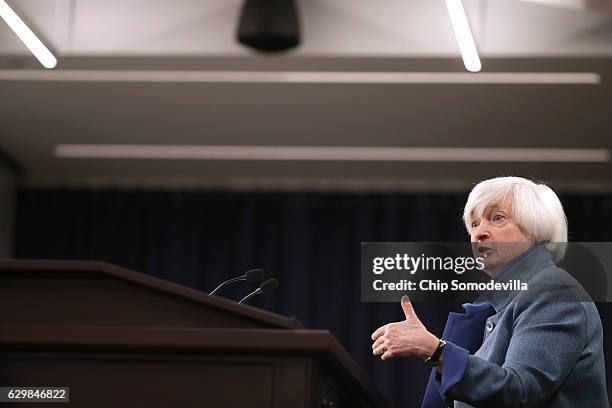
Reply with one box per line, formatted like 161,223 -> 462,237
209,269 -> 264,296
238,278 -> 279,305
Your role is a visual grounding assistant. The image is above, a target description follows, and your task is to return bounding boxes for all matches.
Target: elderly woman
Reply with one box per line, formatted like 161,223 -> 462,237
371,176 -> 608,407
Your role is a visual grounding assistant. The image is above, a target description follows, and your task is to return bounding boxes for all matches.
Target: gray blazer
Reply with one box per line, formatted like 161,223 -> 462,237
440,245 -> 608,407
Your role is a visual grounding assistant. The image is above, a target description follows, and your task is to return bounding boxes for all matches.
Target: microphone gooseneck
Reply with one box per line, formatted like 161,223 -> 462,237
209,269 -> 265,296
238,278 -> 279,305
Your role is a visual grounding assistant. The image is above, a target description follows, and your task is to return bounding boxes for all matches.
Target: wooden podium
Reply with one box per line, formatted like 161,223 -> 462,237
0,260 -> 388,407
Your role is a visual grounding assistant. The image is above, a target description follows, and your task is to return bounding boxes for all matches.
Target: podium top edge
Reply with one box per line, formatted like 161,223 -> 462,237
0,259 -> 303,330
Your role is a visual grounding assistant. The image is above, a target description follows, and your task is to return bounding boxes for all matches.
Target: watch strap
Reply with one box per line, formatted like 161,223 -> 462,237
424,338 -> 446,367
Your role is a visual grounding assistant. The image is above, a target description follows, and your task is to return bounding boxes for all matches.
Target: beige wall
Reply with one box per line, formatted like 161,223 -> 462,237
0,166 -> 14,258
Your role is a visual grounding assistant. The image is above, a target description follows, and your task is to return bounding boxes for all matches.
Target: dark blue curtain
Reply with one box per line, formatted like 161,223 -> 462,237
13,188 -> 612,407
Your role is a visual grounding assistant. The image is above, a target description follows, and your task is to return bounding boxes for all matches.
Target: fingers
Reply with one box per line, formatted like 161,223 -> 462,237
373,342 -> 395,360
372,296 -> 421,362
372,326 -> 387,356
400,294 -> 417,320
372,335 -> 385,351
372,343 -> 386,356
381,350 -> 394,361
371,324 -> 387,341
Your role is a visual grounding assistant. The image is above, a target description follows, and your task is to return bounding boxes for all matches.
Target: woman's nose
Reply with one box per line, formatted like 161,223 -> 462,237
472,222 -> 491,241
476,230 -> 491,241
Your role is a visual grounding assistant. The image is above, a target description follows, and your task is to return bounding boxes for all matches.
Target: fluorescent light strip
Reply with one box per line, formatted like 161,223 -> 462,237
54,145 -> 610,163
0,70 -> 601,84
517,0 -> 588,10
445,0 -> 481,72
0,0 -> 56,69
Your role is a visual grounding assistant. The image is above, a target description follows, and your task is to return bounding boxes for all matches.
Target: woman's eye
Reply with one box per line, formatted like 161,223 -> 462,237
492,213 -> 506,222
471,221 -> 480,228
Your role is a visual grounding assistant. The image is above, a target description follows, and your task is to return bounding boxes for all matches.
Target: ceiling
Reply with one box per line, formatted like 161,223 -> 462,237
1,0 -> 612,191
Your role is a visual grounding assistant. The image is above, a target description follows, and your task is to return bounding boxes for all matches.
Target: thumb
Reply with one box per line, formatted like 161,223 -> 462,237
400,295 -> 417,320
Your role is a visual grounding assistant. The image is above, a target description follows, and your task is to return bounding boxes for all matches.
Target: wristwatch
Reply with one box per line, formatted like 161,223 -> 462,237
424,338 -> 447,367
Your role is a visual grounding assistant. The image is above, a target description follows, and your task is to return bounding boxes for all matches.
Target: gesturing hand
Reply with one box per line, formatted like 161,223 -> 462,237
371,295 -> 439,361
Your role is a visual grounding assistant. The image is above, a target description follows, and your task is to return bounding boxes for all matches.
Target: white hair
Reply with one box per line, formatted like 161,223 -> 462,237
463,176 -> 568,262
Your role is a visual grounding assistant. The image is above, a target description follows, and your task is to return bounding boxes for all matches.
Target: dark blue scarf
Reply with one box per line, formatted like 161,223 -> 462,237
420,301 -> 496,408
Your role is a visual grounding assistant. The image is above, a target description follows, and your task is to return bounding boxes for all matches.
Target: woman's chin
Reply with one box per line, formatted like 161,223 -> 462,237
481,256 -> 505,276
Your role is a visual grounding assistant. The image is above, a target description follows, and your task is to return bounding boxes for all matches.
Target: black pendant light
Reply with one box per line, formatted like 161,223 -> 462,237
237,0 -> 300,52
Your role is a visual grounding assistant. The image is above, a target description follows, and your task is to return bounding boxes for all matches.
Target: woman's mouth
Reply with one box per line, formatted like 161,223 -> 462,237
477,246 -> 495,257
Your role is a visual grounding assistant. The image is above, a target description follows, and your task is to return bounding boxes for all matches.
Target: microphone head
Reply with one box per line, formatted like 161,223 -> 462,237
245,269 -> 265,282
259,278 -> 279,294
